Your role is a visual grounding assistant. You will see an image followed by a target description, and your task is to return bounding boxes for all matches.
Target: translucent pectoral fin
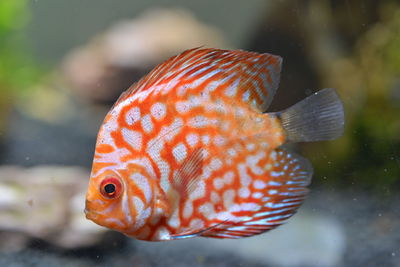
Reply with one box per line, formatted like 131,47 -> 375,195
172,148 -> 204,197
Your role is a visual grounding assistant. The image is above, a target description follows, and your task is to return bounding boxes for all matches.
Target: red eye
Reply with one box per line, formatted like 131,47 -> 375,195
100,177 -> 123,199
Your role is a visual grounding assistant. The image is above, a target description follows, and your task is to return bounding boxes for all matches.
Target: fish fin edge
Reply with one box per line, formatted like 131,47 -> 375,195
276,88 -> 345,142
200,147 -> 312,239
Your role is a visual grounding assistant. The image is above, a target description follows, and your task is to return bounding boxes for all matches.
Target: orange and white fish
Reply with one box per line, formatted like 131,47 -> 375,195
84,48 -> 344,241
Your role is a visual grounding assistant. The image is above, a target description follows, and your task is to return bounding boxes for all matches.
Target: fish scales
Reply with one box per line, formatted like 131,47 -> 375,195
85,47 -> 344,241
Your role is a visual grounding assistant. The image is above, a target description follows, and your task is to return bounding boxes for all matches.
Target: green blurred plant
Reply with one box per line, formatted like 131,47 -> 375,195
0,0 -> 43,94
306,2 -> 400,192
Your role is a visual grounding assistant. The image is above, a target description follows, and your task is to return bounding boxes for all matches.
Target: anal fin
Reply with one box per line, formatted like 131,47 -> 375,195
170,220 -> 226,240
201,147 -> 313,239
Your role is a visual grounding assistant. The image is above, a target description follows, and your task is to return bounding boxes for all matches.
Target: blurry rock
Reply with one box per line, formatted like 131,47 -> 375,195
0,165 -> 108,251
61,8 -> 228,104
0,231 -> 30,253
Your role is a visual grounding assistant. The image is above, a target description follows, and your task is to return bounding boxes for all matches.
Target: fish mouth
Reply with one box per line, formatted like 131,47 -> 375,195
84,208 -> 98,221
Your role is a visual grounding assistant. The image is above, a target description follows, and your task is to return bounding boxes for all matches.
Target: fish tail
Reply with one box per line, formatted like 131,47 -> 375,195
275,88 -> 344,142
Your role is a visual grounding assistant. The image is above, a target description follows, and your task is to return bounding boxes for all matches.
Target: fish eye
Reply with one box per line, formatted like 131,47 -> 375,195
100,177 -> 123,199
104,183 -> 115,194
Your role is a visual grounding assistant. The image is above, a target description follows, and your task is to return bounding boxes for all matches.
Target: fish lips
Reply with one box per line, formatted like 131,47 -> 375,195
84,207 -> 98,221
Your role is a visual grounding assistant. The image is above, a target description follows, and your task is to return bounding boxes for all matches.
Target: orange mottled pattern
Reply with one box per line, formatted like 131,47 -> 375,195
84,48 -> 312,241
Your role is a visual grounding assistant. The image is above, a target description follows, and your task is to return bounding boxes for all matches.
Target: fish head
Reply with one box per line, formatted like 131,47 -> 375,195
84,109 -> 158,235
85,162 -> 156,235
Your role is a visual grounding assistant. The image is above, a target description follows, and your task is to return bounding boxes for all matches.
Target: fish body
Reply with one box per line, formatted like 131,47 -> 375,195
85,48 -> 344,241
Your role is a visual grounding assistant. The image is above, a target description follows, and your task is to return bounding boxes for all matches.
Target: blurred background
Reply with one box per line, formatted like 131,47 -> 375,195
0,0 -> 399,266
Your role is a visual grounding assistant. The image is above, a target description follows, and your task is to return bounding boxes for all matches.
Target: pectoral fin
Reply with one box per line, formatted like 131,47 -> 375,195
172,148 -> 204,197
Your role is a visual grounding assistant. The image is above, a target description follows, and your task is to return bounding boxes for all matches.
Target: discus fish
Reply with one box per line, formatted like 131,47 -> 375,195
84,48 -> 344,241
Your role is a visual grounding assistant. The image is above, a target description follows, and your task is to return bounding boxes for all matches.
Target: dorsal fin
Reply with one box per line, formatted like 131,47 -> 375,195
200,148 -> 313,239
114,48 -> 282,112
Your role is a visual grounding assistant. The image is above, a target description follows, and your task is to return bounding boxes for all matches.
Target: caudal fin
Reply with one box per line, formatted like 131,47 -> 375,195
277,88 -> 344,142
